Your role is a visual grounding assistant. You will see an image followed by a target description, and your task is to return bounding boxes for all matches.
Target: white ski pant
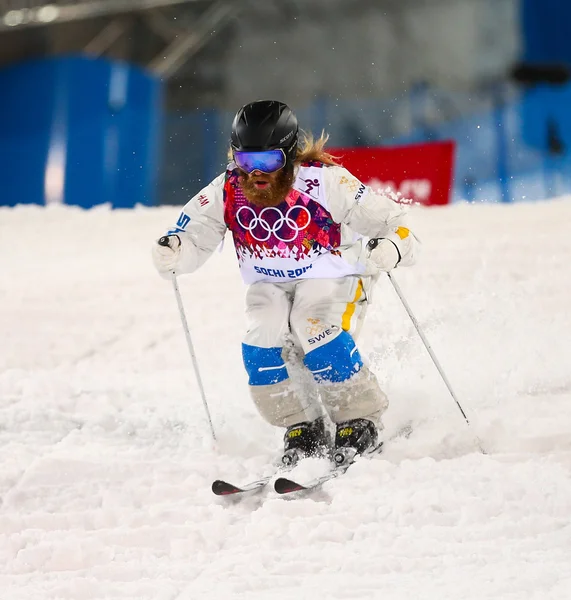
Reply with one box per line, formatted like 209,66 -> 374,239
242,276 -> 388,428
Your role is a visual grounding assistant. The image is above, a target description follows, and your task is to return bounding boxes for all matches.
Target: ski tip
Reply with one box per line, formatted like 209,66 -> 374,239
212,480 -> 241,496
274,477 -> 305,494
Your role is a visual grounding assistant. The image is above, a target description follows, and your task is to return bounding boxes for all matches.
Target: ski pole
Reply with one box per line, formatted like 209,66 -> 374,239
158,237 -> 217,441
387,271 -> 485,453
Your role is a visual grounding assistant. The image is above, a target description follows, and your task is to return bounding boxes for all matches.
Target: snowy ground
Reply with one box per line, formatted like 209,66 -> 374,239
1,198 -> 571,600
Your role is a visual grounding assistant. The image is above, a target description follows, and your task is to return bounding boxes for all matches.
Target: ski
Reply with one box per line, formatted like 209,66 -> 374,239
274,468 -> 344,494
274,442 -> 383,494
211,475 -> 273,496
213,421 -> 413,497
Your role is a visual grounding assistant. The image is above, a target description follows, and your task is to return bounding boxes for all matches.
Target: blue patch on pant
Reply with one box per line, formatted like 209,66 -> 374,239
304,331 -> 363,382
242,343 -> 289,386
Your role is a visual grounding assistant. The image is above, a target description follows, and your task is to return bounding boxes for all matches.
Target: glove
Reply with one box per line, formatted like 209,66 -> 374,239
367,238 -> 400,272
152,235 -> 182,274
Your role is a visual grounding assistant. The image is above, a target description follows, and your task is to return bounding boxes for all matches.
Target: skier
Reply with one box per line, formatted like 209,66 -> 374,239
152,100 -> 418,467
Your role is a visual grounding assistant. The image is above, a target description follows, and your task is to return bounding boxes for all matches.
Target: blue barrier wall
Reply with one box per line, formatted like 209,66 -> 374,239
2,57 -> 569,207
0,56 -> 162,208
160,84 -> 571,205
522,0 -> 571,65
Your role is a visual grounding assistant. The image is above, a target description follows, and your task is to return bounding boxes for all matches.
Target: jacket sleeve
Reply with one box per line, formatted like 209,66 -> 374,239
323,165 -> 419,267
161,173 -> 227,274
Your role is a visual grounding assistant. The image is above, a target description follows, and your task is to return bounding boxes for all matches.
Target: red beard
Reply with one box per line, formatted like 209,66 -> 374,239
238,168 -> 295,207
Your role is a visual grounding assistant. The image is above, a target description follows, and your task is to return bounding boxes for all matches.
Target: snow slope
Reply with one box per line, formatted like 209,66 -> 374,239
1,198 -> 570,599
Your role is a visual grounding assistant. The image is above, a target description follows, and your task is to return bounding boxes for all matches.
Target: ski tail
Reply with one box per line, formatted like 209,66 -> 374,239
274,477 -> 307,494
211,476 -> 272,496
274,471 -> 339,494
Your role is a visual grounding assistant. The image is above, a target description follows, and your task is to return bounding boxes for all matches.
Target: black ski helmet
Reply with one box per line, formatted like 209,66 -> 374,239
231,100 -> 299,165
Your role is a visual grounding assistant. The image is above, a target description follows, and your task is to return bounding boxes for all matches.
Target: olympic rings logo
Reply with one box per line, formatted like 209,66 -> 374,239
236,205 -> 312,242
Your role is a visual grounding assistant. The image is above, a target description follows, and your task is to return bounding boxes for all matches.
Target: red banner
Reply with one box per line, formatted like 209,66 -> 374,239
330,140 -> 455,206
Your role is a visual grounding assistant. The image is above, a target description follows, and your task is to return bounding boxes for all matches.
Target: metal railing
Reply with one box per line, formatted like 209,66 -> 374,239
0,0 -> 208,30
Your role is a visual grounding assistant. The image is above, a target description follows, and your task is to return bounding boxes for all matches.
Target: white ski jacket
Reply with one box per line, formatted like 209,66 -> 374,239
162,161 -> 418,284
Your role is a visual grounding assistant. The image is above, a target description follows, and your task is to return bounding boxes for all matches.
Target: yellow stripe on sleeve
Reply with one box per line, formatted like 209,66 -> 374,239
341,279 -> 364,332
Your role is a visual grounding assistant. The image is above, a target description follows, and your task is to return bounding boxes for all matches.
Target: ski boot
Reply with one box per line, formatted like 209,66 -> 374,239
333,418 -> 380,468
281,417 -> 330,468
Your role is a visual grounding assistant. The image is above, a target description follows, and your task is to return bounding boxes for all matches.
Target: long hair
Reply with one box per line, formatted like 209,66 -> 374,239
294,131 -> 341,166
226,131 -> 341,167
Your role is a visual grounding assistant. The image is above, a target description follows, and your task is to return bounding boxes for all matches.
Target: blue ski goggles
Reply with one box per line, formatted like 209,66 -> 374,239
233,149 -> 287,174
